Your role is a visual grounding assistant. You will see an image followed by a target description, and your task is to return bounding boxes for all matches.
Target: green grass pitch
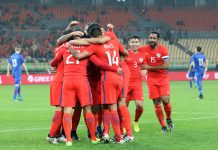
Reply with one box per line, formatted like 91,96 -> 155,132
0,81 -> 217,150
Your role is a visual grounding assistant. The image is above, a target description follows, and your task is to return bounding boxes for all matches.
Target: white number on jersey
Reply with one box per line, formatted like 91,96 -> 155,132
150,57 -> 156,63
198,58 -> 204,66
105,51 -> 119,66
66,54 -> 79,64
12,59 -> 17,67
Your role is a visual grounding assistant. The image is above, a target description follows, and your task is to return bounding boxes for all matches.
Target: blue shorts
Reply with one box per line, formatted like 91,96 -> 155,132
188,70 -> 195,78
13,75 -> 21,85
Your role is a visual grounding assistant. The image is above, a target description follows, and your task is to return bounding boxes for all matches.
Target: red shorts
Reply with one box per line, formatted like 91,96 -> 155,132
90,80 -> 101,105
101,77 -> 123,104
61,78 -> 92,107
146,76 -> 170,100
50,81 -> 62,106
126,83 -> 144,102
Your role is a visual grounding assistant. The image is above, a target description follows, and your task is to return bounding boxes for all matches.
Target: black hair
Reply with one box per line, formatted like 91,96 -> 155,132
196,46 -> 202,52
150,31 -> 160,39
87,23 -> 102,38
129,35 -> 140,40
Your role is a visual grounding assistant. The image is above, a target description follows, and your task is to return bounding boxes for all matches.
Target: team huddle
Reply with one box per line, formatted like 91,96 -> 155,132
44,21 -> 175,146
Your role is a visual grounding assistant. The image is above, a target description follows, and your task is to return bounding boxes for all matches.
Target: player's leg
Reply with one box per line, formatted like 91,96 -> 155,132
118,97 -> 133,142
196,73 -> 204,99
83,105 -> 99,144
153,99 -> 167,133
12,75 -> 20,101
109,103 -> 122,143
161,96 -> 174,131
71,103 -> 81,140
63,107 -> 73,146
134,100 -> 144,133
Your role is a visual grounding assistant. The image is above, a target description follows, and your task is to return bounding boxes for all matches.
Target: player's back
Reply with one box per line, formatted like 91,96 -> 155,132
8,53 -> 24,75
192,53 -> 206,72
63,45 -> 89,79
87,39 -> 122,80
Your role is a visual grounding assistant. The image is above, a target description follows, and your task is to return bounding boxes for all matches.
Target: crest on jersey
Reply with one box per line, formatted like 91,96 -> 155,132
139,58 -> 144,63
156,53 -> 161,58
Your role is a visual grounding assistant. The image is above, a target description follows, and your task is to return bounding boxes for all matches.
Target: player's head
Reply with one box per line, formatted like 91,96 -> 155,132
87,23 -> 102,38
15,45 -> 21,52
63,29 -> 75,42
149,31 -> 160,48
196,46 -> 202,52
128,35 -> 140,51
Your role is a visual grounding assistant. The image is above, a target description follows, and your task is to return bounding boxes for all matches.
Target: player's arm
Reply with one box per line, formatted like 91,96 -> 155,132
57,31 -> 84,46
89,55 -> 122,74
83,36 -> 111,44
141,59 -> 170,70
68,47 -> 91,60
22,63 -> 30,76
204,59 -> 208,74
188,61 -> 194,71
6,63 -> 11,77
50,50 -> 64,67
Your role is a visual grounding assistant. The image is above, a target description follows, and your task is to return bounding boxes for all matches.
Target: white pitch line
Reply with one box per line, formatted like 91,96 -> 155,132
1,116 -> 218,133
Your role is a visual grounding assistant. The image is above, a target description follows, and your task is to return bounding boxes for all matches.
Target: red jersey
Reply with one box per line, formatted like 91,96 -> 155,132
139,44 -> 169,79
125,50 -> 145,84
86,39 -> 123,80
52,45 -> 64,82
55,45 -> 89,80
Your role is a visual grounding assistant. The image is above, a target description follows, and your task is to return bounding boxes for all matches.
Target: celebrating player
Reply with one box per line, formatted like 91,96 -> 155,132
140,32 -> 174,133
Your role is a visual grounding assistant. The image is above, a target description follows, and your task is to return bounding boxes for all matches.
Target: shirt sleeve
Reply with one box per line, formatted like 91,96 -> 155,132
161,46 -> 169,60
104,31 -> 118,40
86,45 -> 96,55
89,55 -> 118,72
50,48 -> 64,67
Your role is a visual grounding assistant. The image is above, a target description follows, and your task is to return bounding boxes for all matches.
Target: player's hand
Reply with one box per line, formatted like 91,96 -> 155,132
117,67 -> 123,75
141,64 -> 149,70
72,31 -> 85,37
49,66 -> 56,73
107,23 -> 114,29
6,72 -> 10,77
141,70 -> 147,76
69,21 -> 79,27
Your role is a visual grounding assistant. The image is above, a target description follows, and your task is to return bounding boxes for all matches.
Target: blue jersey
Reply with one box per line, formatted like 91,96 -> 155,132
191,52 -> 206,73
8,53 -> 24,76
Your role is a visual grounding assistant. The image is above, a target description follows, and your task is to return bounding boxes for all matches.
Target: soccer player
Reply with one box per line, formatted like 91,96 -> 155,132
69,23 -> 128,143
189,46 -> 208,99
125,36 -> 145,133
140,32 -> 174,133
7,45 -> 29,101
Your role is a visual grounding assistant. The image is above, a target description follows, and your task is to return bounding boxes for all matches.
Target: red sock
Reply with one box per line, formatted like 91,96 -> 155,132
98,108 -> 103,126
84,112 -> 96,141
119,105 -> 132,136
110,110 -> 121,142
118,110 -> 124,135
63,113 -> 72,142
154,104 -> 165,127
163,102 -> 172,120
72,109 -> 81,131
49,111 -> 63,137
103,109 -> 110,135
134,108 -> 144,122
